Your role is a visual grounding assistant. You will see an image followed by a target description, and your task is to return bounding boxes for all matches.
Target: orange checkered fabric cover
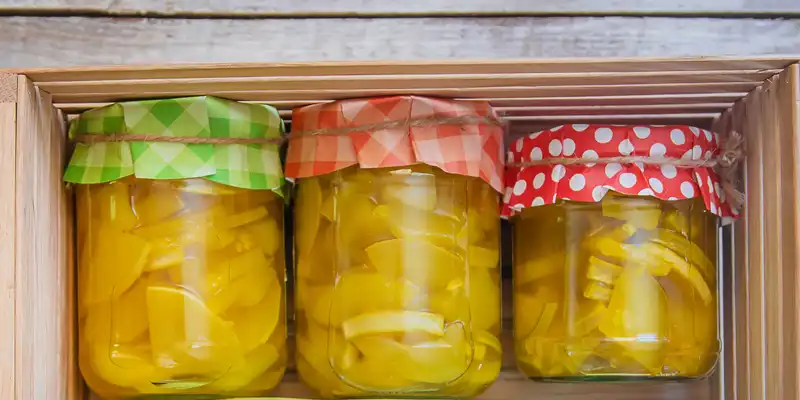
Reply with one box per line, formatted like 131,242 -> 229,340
286,95 -> 505,192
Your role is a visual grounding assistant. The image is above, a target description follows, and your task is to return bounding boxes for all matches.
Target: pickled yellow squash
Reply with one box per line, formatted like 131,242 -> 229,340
294,165 -> 502,398
77,178 -> 287,398
513,193 -> 718,379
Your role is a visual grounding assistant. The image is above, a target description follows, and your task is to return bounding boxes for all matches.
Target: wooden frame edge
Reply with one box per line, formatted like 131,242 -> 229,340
0,73 -> 17,103
714,63 -> 800,400
0,72 -> 18,399
14,76 -> 78,400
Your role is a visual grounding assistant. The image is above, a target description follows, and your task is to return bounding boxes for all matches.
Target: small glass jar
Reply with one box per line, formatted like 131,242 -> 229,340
67,97 -> 287,398
504,124 -> 736,380
287,96 -> 506,398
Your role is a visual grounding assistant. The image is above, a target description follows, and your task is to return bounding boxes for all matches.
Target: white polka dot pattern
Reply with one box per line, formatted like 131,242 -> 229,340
595,127 -> 613,143
514,180 -> 527,195
502,124 -> 735,220
619,173 -> 637,188
650,143 -> 666,158
551,165 -> 566,182
549,139 -> 563,156
533,173 -> 545,189
618,139 -> 634,155
563,139 -> 576,156
633,126 -> 651,139
570,174 -> 586,191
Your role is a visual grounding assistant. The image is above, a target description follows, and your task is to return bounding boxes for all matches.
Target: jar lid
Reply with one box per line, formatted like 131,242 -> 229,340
286,95 -> 505,193
502,124 -> 740,220
64,96 -> 286,196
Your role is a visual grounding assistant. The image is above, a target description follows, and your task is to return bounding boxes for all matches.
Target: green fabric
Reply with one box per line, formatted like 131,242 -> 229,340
64,96 -> 285,196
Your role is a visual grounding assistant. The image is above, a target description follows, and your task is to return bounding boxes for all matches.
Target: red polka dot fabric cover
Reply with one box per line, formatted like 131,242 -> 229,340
502,124 -> 738,220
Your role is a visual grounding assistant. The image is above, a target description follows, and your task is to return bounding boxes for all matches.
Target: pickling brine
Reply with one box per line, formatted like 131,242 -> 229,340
294,165 -> 502,398
512,193 -> 718,379
76,178 -> 286,398
77,178 -> 287,396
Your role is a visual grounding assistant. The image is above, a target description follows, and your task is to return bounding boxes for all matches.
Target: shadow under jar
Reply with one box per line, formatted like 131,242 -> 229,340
67,97 -> 288,398
287,96 -> 506,398
503,124 -> 740,381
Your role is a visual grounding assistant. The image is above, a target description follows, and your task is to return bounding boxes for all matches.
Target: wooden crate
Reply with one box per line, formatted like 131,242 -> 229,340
0,57 -> 798,400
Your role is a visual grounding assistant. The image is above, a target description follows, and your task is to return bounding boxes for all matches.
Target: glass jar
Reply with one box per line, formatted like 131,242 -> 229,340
512,194 -> 717,379
503,124 -> 737,380
287,95 -> 506,398
66,97 -> 287,398
294,165 -> 501,397
77,178 -> 286,397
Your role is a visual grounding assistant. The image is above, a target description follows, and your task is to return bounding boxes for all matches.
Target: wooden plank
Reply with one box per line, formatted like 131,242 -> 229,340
15,77 -> 72,400
711,110 -> 739,400
167,103 -> 732,119
0,0 -> 798,16
0,73 -> 16,400
35,70 -> 779,98
45,83 -> 762,105
497,103 -> 734,117
16,58 -> 798,83
52,94 -> 745,113
2,17 -> 800,69
716,65 -> 800,400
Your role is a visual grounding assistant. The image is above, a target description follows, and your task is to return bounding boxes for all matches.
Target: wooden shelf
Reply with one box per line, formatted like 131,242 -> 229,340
0,57 -> 798,400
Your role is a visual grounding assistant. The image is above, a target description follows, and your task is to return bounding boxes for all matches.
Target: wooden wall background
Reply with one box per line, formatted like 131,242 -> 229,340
2,0 -> 800,68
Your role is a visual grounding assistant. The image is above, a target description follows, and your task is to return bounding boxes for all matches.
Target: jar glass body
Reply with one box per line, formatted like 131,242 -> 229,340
76,177 -> 287,398
512,193 -> 718,380
294,165 -> 502,398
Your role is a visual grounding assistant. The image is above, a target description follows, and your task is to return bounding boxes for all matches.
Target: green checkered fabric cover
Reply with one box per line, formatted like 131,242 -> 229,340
64,96 -> 285,196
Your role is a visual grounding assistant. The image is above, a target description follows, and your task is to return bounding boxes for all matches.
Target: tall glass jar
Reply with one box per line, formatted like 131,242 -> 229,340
503,124 -> 738,380
287,96 -> 506,398
66,97 -> 288,398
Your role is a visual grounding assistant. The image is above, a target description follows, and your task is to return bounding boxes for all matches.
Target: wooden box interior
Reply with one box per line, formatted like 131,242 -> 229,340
0,57 -> 798,400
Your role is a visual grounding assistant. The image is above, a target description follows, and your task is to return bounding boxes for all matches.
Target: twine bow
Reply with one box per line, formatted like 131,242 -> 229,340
509,130 -> 745,213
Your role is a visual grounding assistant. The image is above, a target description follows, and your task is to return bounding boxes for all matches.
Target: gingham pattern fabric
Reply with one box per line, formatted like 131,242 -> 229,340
503,124 -> 739,222
285,96 -> 505,193
64,96 -> 285,195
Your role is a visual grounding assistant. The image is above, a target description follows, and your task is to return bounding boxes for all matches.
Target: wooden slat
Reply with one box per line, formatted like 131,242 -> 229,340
487,94 -> 747,107
0,0 -> 798,16
715,65 -> 800,400
53,93 -> 748,113
15,58 -> 797,83
44,82 -> 762,105
711,111 -> 739,400
504,113 -> 719,121
0,73 -> 16,400
36,70 -> 779,97
2,17 -> 800,69
496,103 -> 733,117
15,77 -> 73,399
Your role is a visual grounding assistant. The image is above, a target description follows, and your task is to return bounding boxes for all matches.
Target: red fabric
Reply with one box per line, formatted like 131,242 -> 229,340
502,124 -> 737,220
286,96 -> 505,192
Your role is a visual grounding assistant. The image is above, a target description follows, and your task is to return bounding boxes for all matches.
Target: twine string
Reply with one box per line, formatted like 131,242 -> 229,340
71,134 -> 284,145
70,115 -> 505,145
